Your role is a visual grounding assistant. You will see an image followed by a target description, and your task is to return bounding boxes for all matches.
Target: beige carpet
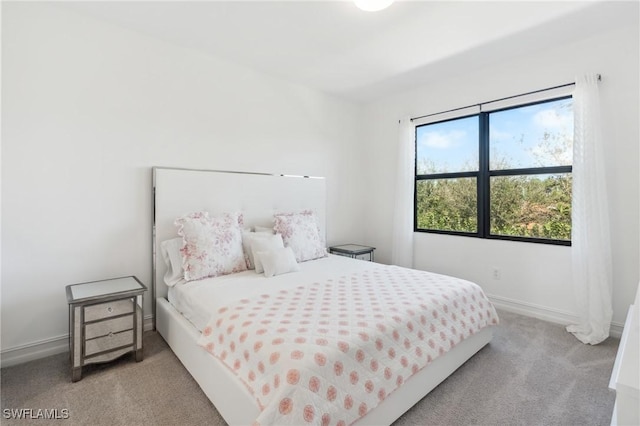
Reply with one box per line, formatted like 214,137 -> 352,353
1,310 -> 618,425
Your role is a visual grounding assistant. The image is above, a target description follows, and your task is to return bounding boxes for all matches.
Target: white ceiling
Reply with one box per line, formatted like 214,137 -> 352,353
59,1 -> 638,103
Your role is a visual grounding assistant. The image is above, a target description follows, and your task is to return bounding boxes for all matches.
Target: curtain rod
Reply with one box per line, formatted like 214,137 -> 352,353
410,74 -> 601,122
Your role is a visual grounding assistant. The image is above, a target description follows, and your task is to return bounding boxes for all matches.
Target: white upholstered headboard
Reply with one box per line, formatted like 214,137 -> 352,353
152,167 -> 326,322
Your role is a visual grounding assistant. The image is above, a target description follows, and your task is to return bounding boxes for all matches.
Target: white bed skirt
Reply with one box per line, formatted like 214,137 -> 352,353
156,297 -> 493,426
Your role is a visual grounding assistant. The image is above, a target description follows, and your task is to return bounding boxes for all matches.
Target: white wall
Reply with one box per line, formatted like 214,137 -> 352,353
362,24 -> 639,329
2,3 -> 637,366
1,3 -> 365,361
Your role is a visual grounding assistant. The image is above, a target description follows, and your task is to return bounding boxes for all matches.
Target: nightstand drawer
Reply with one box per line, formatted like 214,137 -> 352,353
84,347 -> 132,365
84,299 -> 133,322
85,330 -> 134,356
85,315 -> 133,340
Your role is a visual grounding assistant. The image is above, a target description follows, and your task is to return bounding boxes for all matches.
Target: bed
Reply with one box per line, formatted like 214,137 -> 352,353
152,167 -> 498,425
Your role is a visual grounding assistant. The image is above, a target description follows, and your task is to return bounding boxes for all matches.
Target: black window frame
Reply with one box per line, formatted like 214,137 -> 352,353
414,96 -> 573,246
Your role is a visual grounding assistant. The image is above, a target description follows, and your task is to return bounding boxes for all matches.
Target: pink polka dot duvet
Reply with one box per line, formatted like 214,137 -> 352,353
197,263 -> 499,426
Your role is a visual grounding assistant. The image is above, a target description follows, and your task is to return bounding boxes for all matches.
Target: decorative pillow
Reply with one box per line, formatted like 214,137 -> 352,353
251,234 -> 285,274
273,210 -> 326,262
160,237 -> 184,287
257,247 -> 300,278
175,211 -> 247,281
242,230 -> 276,270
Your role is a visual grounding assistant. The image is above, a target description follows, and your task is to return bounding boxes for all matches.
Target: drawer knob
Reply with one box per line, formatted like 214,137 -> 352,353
107,307 -> 113,313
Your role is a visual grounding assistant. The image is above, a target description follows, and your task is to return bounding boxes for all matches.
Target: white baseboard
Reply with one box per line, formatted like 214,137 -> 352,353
0,315 -> 155,368
144,315 -> 155,332
488,294 -> 624,339
0,333 -> 69,368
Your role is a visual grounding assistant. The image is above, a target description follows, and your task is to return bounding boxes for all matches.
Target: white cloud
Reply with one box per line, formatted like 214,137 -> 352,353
489,125 -> 513,142
420,129 -> 466,149
533,108 -> 572,130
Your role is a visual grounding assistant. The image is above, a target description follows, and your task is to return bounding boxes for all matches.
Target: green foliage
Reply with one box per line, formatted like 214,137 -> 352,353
416,174 -> 572,241
416,179 -> 477,233
489,174 -> 571,240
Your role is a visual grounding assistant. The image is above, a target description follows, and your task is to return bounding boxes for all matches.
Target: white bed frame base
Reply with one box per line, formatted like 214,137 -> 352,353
153,167 -> 494,425
157,297 -> 492,425
157,298 -> 259,424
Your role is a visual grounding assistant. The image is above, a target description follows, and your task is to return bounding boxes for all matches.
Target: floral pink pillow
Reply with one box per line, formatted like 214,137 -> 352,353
175,211 -> 247,281
273,210 -> 326,262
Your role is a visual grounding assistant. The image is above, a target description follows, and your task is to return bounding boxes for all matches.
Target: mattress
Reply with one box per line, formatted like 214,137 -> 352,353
167,255 -> 498,425
168,255 -> 375,331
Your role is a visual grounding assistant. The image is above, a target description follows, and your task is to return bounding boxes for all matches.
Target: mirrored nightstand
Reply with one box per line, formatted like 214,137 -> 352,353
66,276 -> 146,382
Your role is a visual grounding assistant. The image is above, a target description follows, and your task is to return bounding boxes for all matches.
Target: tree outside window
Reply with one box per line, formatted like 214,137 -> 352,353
415,97 -> 573,245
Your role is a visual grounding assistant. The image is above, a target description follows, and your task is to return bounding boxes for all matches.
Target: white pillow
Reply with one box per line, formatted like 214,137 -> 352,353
160,237 -> 184,287
251,234 -> 284,274
273,210 -> 326,262
257,247 -> 300,278
175,211 -> 247,281
241,230 -> 275,270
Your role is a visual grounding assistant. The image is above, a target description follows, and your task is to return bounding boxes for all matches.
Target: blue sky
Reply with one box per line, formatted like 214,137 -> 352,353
416,98 -> 573,174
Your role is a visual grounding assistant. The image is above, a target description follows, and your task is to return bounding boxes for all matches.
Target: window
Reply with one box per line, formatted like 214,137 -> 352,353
415,96 -> 573,245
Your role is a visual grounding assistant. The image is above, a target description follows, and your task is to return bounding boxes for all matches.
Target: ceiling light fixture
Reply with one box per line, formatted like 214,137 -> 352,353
354,0 -> 394,12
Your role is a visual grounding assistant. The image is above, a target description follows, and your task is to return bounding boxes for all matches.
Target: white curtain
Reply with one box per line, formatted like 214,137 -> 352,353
391,118 -> 415,268
566,74 -> 613,345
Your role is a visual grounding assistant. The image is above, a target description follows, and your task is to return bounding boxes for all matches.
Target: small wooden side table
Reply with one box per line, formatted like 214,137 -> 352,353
66,276 -> 146,382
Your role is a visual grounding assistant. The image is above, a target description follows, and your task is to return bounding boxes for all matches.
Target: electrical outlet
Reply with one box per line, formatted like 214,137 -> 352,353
492,267 -> 501,280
